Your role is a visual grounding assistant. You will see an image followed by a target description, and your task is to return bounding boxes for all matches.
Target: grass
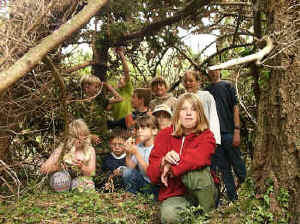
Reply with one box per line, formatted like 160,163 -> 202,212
0,177 -> 290,224
0,188 -> 160,224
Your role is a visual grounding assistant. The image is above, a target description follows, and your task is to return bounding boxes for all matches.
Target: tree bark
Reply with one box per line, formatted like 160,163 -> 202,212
0,0 -> 107,95
253,1 -> 300,222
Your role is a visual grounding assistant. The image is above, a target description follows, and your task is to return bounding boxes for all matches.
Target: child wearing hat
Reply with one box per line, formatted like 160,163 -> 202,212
152,104 -> 173,131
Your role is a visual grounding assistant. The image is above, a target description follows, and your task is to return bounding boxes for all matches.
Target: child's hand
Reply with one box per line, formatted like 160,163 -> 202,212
124,142 -> 137,155
73,159 -> 84,169
161,163 -> 174,187
115,47 -> 124,55
91,134 -> 102,145
164,150 -> 180,165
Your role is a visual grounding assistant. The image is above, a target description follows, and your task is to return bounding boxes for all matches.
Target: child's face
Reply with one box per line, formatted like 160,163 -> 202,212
131,93 -> 142,109
83,82 -> 99,96
179,100 -> 198,132
73,132 -> 89,149
135,126 -> 156,144
110,137 -> 126,156
152,83 -> 167,97
183,72 -> 199,93
155,111 -> 172,130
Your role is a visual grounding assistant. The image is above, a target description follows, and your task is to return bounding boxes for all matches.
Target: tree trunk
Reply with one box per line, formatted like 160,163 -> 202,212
253,1 -> 300,222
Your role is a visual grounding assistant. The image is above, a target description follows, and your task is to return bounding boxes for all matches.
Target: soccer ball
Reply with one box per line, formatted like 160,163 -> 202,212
49,171 -> 71,192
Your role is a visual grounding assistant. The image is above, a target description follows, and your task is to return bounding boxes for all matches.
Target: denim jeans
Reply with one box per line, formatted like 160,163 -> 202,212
122,168 -> 159,198
211,133 -> 247,201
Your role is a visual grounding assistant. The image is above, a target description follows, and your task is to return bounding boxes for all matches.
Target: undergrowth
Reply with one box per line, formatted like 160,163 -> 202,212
0,177 -> 290,224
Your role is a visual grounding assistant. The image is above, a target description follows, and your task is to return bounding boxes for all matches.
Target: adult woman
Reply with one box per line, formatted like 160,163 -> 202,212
40,119 -> 96,192
147,93 -> 217,223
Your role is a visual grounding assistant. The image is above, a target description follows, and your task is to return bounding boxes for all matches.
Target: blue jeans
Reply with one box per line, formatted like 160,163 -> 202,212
211,133 -> 246,201
122,168 -> 159,199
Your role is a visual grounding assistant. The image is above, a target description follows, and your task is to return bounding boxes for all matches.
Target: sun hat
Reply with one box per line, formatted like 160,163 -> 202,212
152,104 -> 173,117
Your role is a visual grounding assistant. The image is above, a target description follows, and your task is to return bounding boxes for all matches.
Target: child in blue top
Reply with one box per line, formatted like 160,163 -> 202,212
101,128 -> 130,190
122,115 -> 159,198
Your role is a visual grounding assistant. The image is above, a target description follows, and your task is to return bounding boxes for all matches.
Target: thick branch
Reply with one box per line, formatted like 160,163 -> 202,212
173,46 -> 199,70
208,36 -> 273,71
65,60 -> 96,73
200,43 -> 254,69
0,0 -> 107,95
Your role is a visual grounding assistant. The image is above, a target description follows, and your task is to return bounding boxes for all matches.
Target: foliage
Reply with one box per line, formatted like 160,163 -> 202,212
0,176 -> 290,224
0,188 -> 160,224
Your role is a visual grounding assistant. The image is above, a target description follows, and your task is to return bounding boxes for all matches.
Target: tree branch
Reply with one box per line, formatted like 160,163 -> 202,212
114,0 -> 210,46
0,0 -> 108,95
200,43 -> 254,69
207,36 -> 273,71
65,60 -> 96,73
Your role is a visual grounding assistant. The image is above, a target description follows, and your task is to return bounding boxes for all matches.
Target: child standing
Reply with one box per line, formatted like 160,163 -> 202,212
79,75 -> 123,143
149,76 -> 177,112
152,104 -> 173,131
122,115 -> 159,197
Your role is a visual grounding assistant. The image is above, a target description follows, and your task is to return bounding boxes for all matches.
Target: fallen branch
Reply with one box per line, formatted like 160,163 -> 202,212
0,0 -> 108,95
208,36 -> 274,71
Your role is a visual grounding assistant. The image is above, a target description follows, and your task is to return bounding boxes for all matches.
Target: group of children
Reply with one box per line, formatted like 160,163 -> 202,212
40,49 -> 247,223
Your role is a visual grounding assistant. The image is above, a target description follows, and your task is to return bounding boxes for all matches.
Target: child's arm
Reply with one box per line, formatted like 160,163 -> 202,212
73,147 -> 96,176
125,144 -> 138,169
104,82 -> 123,110
40,144 -> 63,174
116,48 -> 130,83
132,150 -> 148,173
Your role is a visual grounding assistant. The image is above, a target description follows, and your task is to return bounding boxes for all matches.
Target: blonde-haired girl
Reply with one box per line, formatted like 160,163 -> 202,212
40,119 -> 96,192
147,93 -> 218,223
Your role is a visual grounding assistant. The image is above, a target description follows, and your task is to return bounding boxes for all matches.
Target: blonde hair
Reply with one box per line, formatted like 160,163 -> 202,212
64,119 -> 92,163
172,93 -> 209,137
80,75 -> 101,87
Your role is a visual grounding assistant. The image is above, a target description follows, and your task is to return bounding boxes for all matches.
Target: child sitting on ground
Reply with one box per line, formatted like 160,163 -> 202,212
122,115 -> 159,198
100,128 -> 130,191
40,119 -> 96,192
152,104 -> 173,131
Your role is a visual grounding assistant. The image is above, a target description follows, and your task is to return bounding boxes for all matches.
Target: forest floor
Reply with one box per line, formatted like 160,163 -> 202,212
0,177 -> 289,224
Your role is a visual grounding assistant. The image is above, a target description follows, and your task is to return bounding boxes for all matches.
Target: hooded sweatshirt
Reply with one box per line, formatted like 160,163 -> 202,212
147,126 -> 216,201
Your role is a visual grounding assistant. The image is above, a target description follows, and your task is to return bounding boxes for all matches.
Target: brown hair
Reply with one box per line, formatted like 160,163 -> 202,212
108,128 -> 131,142
183,70 -> 201,81
172,93 -> 209,137
133,88 -> 152,107
150,76 -> 168,89
135,114 -> 158,130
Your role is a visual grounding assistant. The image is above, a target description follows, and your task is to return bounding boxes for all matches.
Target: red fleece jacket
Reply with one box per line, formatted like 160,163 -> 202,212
146,126 -> 216,201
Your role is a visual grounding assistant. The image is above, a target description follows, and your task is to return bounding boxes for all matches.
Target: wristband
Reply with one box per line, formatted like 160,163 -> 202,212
234,126 -> 240,130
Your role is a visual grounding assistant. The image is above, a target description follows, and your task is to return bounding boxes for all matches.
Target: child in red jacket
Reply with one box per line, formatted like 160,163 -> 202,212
147,92 -> 218,224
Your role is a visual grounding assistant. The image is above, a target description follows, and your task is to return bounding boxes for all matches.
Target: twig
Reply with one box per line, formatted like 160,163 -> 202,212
235,67 -> 257,125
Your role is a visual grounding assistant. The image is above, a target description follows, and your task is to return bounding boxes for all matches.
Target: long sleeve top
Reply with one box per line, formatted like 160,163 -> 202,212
146,126 -> 216,201
196,90 -> 221,144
